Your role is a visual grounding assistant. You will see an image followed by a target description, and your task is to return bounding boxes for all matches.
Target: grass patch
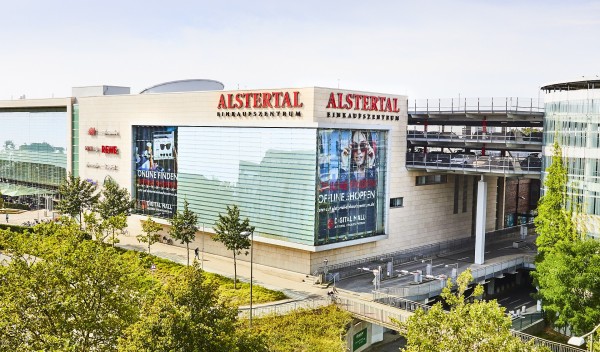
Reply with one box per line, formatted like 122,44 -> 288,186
115,247 -> 287,305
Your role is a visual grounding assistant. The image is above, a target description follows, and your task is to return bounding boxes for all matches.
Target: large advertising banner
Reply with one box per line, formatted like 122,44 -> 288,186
133,126 -> 178,218
317,129 -> 385,244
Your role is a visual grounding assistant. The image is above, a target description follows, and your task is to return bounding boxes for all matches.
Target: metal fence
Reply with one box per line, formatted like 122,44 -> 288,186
407,130 -> 543,144
372,292 -> 432,313
511,331 -> 585,352
238,298 -> 331,319
408,97 -> 544,114
375,256 -> 534,300
318,230 -> 529,284
406,153 -> 542,174
317,236 -> 475,280
335,296 -> 412,327
512,312 -> 545,331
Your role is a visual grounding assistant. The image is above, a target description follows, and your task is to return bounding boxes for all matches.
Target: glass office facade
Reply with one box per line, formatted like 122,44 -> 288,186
0,110 -> 68,199
544,97 -> 600,236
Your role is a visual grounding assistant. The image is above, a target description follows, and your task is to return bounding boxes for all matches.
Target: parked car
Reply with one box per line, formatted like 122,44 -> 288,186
471,156 -> 492,168
425,153 -> 450,166
520,154 -> 542,170
450,154 -> 472,167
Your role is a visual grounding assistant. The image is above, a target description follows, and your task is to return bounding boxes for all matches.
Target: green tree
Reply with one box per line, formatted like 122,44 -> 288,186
118,263 -> 266,352
137,216 -> 163,254
532,238 -> 600,335
169,199 -> 198,266
534,141 -> 576,253
399,269 -> 549,352
84,212 -> 128,247
56,173 -> 100,228
95,178 -> 135,220
252,305 -> 352,352
213,204 -> 254,289
0,224 -> 148,351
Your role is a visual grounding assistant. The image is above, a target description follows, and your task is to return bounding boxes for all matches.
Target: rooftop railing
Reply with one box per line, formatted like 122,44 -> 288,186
406,153 -> 542,174
407,129 -> 543,144
376,256 -> 534,300
409,97 -> 544,114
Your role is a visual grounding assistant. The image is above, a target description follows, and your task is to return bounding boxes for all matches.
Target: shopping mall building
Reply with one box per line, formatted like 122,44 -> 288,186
0,79 -> 558,274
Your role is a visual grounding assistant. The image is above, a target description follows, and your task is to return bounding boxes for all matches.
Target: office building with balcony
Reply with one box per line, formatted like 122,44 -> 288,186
542,78 -> 600,237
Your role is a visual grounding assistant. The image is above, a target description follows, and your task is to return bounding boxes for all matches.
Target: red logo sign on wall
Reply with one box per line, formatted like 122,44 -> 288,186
217,91 -> 303,109
88,127 -> 98,136
102,146 -> 119,154
325,92 -> 400,113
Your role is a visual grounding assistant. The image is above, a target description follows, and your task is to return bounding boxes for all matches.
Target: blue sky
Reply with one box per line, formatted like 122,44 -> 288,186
0,0 -> 598,100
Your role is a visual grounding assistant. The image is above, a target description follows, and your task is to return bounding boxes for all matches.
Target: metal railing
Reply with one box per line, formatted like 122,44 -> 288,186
406,130 -> 543,144
376,256 -> 534,300
316,236 -> 475,281
238,298 -> 330,319
511,331 -> 585,352
409,97 -> 544,114
372,292 -> 432,313
406,153 -> 542,174
512,312 -> 545,331
335,296 -> 412,328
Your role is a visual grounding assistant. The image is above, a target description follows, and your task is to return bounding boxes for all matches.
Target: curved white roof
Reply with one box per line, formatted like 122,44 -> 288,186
140,79 -> 224,94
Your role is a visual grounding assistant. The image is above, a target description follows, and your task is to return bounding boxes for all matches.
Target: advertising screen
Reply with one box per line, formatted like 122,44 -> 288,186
317,129 -> 386,244
133,126 -> 178,218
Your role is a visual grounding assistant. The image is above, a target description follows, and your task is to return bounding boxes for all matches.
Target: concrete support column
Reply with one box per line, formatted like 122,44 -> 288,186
516,271 -> 523,285
487,278 -> 495,295
475,175 -> 487,264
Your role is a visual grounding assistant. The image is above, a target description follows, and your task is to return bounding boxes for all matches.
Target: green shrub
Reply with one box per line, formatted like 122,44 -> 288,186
5,203 -> 31,210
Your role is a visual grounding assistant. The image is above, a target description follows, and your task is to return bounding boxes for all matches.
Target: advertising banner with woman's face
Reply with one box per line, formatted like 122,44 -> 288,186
317,129 -> 386,244
133,126 -> 178,218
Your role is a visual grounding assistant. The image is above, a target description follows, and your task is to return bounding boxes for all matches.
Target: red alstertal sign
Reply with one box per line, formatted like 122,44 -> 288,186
217,91 -> 303,109
326,92 -> 400,113
88,127 -> 98,136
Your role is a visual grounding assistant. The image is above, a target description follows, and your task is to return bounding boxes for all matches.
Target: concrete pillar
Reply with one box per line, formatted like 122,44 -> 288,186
475,175 -> 487,264
371,324 -> 384,344
516,271 -> 523,285
487,278 -> 495,295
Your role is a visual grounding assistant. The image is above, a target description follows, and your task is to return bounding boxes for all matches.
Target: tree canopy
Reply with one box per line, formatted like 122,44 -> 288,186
0,224 -> 148,352
94,178 -> 135,220
530,141 -> 600,334
169,199 -> 198,266
213,204 -> 254,289
534,141 -> 576,253
137,215 -> 163,254
56,173 -> 100,226
399,269 -> 548,352
118,263 -> 266,352
532,238 -> 600,335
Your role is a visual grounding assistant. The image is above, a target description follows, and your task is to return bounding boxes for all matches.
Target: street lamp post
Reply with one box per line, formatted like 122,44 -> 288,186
568,323 -> 600,351
241,230 -> 254,328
